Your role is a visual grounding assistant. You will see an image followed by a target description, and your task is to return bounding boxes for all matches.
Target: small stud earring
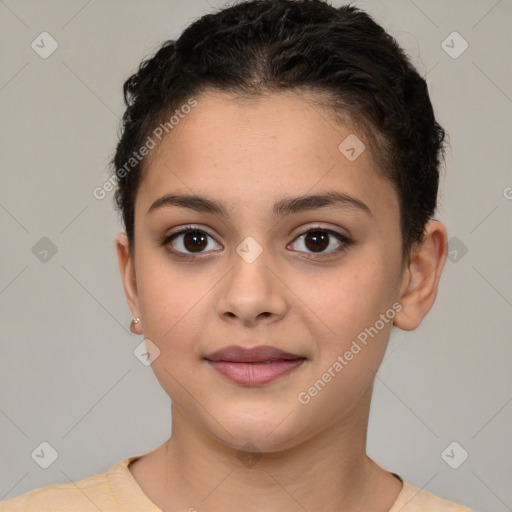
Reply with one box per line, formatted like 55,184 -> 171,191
130,317 -> 141,334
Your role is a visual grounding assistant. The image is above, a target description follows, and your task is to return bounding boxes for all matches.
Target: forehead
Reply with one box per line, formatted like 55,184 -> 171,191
136,90 -> 398,221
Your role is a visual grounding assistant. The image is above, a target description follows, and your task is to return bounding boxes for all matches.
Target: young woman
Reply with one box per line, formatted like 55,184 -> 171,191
1,1 -> 477,510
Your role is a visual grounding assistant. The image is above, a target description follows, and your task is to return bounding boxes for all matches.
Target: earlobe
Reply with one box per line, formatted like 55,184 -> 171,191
393,220 -> 448,331
115,232 -> 143,334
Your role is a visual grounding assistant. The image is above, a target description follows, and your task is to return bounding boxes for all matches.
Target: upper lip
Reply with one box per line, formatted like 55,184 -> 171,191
205,345 -> 305,363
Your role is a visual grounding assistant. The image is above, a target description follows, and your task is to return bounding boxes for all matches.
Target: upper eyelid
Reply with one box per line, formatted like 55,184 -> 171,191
165,224 -> 217,241
166,224 -> 348,240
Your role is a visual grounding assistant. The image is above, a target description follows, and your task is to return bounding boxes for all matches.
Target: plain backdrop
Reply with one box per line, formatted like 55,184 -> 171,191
1,1 -> 511,511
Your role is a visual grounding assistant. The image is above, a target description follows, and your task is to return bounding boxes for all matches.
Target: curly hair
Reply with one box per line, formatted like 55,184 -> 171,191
110,0 -> 445,263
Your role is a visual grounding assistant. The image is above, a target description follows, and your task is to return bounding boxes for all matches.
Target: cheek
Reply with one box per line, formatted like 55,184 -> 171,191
136,258 -> 208,402
135,250 -> 210,354
295,266 -> 395,418
299,255 -> 396,344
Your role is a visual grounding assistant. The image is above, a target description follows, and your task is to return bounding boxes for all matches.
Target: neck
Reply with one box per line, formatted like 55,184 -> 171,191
140,388 -> 401,512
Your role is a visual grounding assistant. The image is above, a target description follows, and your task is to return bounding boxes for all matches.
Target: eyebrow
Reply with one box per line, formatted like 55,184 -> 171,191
147,191 -> 372,218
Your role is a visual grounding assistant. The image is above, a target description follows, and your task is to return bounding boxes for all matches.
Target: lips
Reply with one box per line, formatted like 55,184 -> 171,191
204,345 -> 306,385
205,345 -> 304,363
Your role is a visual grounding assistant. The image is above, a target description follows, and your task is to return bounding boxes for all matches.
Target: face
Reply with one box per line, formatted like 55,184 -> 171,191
119,90 -> 409,452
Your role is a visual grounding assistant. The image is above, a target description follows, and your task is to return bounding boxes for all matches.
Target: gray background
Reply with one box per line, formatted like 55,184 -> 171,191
0,1 -> 511,511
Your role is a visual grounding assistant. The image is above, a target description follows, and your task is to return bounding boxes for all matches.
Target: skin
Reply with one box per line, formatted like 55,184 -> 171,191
116,90 -> 448,512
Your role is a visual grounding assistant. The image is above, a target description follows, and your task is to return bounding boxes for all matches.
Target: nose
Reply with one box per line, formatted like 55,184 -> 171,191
216,247 -> 288,327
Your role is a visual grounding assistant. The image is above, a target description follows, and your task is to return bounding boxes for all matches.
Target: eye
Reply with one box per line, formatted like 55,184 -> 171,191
289,227 -> 351,257
161,225 -> 351,259
162,225 -> 222,257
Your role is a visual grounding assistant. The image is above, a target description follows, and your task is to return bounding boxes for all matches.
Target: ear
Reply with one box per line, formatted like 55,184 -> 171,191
394,219 -> 448,331
115,232 -> 142,335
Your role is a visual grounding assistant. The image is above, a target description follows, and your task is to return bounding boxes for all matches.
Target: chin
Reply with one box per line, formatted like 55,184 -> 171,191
206,405 -> 309,454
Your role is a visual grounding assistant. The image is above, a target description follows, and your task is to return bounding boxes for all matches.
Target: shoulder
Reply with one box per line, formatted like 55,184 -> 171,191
390,479 -> 478,512
0,460 -> 125,512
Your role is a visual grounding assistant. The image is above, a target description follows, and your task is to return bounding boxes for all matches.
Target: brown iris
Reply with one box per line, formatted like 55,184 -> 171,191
304,231 -> 329,252
183,231 -> 208,252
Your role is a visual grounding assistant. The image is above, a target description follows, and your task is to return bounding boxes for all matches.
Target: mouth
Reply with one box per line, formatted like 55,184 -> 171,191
204,345 -> 307,385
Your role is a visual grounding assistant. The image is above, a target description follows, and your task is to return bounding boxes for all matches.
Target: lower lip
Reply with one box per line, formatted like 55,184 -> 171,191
207,359 -> 305,385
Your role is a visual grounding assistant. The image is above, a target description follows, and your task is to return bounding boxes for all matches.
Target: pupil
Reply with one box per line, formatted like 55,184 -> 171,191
306,231 -> 328,252
184,231 -> 207,252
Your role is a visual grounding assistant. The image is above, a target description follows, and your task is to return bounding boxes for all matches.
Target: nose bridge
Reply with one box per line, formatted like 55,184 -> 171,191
217,235 -> 287,323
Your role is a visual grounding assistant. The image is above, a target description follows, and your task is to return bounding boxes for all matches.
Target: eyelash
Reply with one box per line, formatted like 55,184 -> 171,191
160,224 -> 352,260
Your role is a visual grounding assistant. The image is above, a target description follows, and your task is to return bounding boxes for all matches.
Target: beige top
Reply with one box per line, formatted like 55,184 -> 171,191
0,455 -> 477,511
